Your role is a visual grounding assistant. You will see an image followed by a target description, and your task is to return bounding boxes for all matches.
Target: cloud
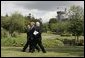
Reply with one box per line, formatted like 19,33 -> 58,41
41,11 -> 57,23
14,1 -> 84,11
1,1 -> 84,23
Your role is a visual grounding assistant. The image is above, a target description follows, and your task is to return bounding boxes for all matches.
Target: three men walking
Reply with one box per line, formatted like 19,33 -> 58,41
22,22 -> 46,53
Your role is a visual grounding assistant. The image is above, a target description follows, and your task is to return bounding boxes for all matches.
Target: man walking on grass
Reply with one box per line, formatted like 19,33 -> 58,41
31,22 -> 46,53
22,22 -> 40,52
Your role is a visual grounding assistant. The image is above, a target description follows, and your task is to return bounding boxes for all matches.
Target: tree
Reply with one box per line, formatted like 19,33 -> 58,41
9,12 -> 26,36
68,5 -> 84,20
48,17 -> 70,34
68,5 -> 84,44
49,18 -> 58,23
49,18 -> 58,31
42,23 -> 49,32
68,19 -> 83,43
24,16 -> 31,26
5,14 -> 8,17
1,16 -> 11,30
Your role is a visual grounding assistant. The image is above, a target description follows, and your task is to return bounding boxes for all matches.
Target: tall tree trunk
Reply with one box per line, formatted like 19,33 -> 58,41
75,34 -> 78,45
75,35 -> 76,45
77,36 -> 79,45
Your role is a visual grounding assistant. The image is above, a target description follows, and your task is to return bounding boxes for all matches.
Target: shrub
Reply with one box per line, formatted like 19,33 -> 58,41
77,39 -> 84,46
1,28 -> 9,38
1,36 -> 26,47
61,38 -> 84,46
60,33 -> 72,36
3,38 -> 13,46
12,31 -> 18,37
43,39 -> 64,48
62,38 -> 76,46
56,38 -> 64,42
71,39 -> 76,46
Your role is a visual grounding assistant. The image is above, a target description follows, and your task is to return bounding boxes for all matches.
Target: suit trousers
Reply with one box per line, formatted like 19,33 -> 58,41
31,38 -> 46,53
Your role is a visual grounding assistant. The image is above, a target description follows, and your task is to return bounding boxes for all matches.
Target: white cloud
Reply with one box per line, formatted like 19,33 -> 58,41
1,1 -> 57,23
1,1 -> 84,23
1,1 -> 30,16
41,11 -> 57,23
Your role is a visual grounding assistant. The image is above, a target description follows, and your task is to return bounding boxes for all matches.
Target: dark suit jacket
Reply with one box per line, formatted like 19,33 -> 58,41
30,26 -> 36,40
34,26 -> 42,39
26,27 -> 31,41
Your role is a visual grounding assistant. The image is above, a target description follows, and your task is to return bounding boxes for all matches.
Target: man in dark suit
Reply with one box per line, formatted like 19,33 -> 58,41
31,22 -> 46,53
29,22 -> 40,52
22,25 -> 31,52
22,22 -> 40,52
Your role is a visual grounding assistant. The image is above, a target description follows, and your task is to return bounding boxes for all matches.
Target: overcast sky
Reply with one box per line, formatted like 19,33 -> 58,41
1,1 -> 84,23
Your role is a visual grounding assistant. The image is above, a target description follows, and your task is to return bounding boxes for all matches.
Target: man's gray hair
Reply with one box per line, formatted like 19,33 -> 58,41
36,22 -> 40,26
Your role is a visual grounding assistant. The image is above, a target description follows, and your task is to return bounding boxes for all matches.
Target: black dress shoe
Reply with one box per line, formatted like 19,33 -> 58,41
22,50 -> 25,52
38,50 -> 40,52
31,51 -> 34,53
43,51 -> 46,53
29,49 -> 35,53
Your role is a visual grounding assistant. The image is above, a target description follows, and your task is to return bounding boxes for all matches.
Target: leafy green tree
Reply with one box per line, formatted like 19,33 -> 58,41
49,18 -> 58,23
48,18 -> 70,34
49,18 -> 58,31
68,5 -> 84,44
1,16 -> 11,30
9,12 -> 26,36
42,23 -> 49,32
68,5 -> 84,20
68,19 -> 83,43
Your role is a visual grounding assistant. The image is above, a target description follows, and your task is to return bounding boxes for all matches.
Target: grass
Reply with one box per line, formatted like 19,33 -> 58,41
1,33 -> 84,57
1,46 -> 84,57
42,33 -> 84,40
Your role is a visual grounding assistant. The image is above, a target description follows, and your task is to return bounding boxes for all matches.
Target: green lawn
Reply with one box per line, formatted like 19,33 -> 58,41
1,46 -> 84,57
42,33 -> 84,40
1,33 -> 84,57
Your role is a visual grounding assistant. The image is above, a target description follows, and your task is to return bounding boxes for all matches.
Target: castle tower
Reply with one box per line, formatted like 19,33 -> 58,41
57,7 -> 67,21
